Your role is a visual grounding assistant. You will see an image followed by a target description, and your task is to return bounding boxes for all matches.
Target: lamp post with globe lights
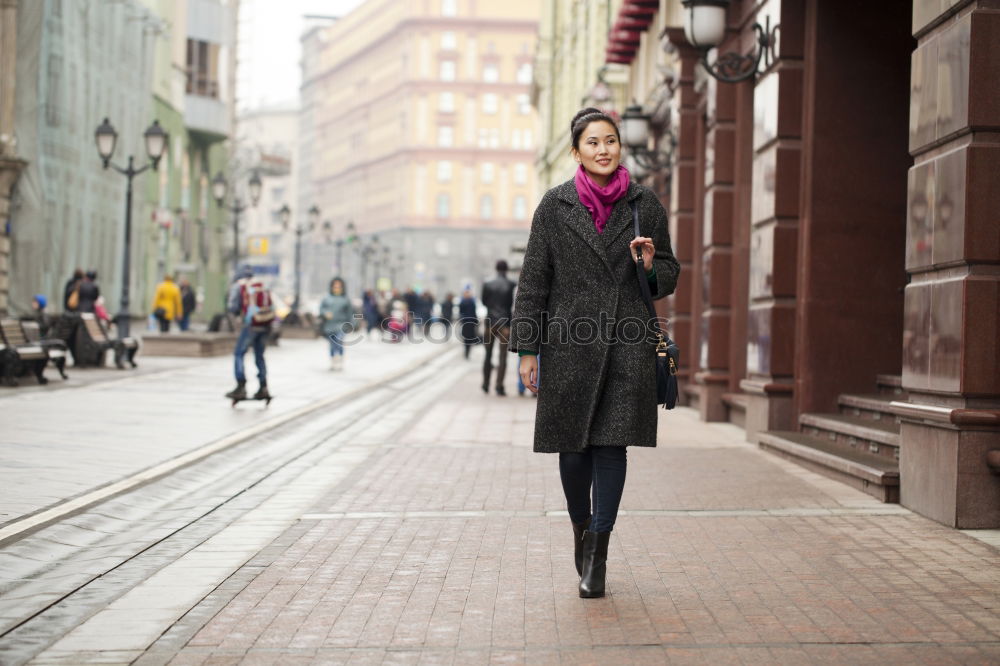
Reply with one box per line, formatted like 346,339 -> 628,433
94,117 -> 168,340
211,170 -> 262,274
282,204 -> 321,326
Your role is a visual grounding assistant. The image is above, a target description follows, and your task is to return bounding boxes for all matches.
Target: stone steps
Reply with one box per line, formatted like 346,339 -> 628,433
758,375 -> 904,502
758,430 -> 900,502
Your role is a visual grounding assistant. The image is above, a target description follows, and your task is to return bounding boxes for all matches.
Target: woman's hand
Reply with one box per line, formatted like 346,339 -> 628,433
629,236 -> 655,272
519,355 -> 539,394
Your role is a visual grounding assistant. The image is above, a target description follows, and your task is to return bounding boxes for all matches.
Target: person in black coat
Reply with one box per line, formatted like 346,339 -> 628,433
457,288 -> 479,359
179,279 -> 197,331
440,292 -> 455,332
77,271 -> 100,313
481,259 -> 516,395
511,108 -> 679,599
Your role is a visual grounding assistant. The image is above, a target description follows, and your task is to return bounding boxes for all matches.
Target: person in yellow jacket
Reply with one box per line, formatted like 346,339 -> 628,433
151,275 -> 183,333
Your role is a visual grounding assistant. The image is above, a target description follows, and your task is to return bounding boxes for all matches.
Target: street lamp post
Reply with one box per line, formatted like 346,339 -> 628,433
357,235 -> 380,294
212,170 -> 262,273
94,117 -> 168,340
282,204 -> 320,326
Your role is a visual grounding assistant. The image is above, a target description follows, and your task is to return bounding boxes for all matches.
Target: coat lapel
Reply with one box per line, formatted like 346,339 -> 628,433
602,184 -> 644,248
556,180 -> 611,274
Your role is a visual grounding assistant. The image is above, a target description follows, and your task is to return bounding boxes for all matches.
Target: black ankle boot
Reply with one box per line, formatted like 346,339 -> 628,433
573,518 -> 591,577
578,530 -> 610,598
225,380 -> 247,400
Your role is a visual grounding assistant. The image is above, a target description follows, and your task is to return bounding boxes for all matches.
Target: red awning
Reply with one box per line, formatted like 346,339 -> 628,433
620,6 -> 656,20
607,46 -> 638,57
606,0 -> 660,65
609,30 -> 642,45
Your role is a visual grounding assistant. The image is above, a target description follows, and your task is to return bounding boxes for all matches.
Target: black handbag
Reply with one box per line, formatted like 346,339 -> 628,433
631,201 -> 679,410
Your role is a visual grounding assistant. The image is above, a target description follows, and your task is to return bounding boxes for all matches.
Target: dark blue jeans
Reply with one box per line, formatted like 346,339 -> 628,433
234,326 -> 267,382
559,446 -> 627,533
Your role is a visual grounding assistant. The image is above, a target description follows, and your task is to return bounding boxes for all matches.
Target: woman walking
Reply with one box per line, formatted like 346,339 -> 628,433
319,277 -> 354,370
512,108 -> 680,598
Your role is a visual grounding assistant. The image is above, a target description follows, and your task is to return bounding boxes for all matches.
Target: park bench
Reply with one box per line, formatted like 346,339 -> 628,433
0,318 -> 49,385
80,313 -> 139,369
20,320 -> 69,379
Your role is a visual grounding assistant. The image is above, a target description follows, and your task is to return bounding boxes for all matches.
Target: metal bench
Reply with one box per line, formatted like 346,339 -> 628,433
0,318 -> 49,385
21,319 -> 69,380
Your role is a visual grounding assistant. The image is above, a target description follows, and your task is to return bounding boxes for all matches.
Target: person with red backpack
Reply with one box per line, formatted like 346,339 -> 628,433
225,268 -> 275,401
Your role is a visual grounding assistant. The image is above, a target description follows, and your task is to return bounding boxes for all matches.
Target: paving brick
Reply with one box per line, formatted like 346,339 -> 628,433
118,368 -> 1000,664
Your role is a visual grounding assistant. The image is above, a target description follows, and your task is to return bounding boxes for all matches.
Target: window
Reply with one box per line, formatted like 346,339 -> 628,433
513,163 -> 527,185
437,161 -> 452,182
480,195 -> 493,220
439,92 -> 455,113
480,163 -> 494,184
482,63 -> 499,83
441,31 -> 456,50
517,93 -> 531,115
437,193 -> 451,218
437,126 -> 454,147
439,60 -> 456,81
478,128 -> 488,148
186,39 -> 221,97
516,62 -> 532,84
513,196 -> 527,220
442,0 -> 457,16
481,93 -> 498,114
511,129 -> 522,149
489,128 -> 500,148
523,129 -> 533,149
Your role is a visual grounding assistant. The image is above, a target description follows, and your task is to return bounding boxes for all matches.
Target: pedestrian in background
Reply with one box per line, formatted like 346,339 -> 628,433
362,290 -> 381,338
481,259 -> 515,396
179,279 -> 196,332
440,292 -> 455,333
151,274 -> 183,333
63,269 -> 84,312
319,277 -> 354,371
457,288 -> 478,360
93,296 -> 112,326
77,270 -> 100,314
512,107 -> 679,599
31,295 -> 52,337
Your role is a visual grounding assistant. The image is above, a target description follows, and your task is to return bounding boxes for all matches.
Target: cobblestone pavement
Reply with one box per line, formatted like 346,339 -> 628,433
99,367 -> 998,665
6,343 -> 999,664
0,334 -> 447,532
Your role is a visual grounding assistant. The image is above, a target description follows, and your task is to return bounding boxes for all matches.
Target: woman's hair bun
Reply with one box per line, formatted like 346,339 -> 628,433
570,107 -> 605,134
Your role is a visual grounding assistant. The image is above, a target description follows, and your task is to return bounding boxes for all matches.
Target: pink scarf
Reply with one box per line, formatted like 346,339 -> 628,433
574,164 -> 630,233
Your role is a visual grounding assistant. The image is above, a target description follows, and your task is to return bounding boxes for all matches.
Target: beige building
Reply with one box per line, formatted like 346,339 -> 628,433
298,0 -> 539,298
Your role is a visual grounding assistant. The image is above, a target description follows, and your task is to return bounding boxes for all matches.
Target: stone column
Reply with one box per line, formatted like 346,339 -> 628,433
900,0 -> 1000,528
0,0 -> 25,316
693,75 -> 737,421
663,30 -> 704,404
739,0 -> 805,441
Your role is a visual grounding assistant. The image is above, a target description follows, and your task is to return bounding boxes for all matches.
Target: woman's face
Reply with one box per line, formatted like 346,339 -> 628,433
331,280 -> 344,295
572,120 -> 621,187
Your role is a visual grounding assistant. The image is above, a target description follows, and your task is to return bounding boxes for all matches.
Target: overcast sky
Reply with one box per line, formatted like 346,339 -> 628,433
237,0 -> 366,111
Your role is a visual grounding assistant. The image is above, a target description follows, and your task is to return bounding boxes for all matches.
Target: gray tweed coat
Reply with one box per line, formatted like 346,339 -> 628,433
510,178 -> 680,454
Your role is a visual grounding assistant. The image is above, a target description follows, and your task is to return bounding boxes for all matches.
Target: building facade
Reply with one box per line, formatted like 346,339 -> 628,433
4,0 -> 234,323
298,0 -> 540,300
235,104 -> 297,305
533,0 -> 999,529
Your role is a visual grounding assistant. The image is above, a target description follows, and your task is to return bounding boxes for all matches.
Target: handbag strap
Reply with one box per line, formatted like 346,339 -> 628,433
631,201 -> 660,328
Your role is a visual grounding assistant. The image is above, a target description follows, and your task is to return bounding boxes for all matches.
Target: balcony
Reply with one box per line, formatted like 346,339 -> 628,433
185,95 -> 229,140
